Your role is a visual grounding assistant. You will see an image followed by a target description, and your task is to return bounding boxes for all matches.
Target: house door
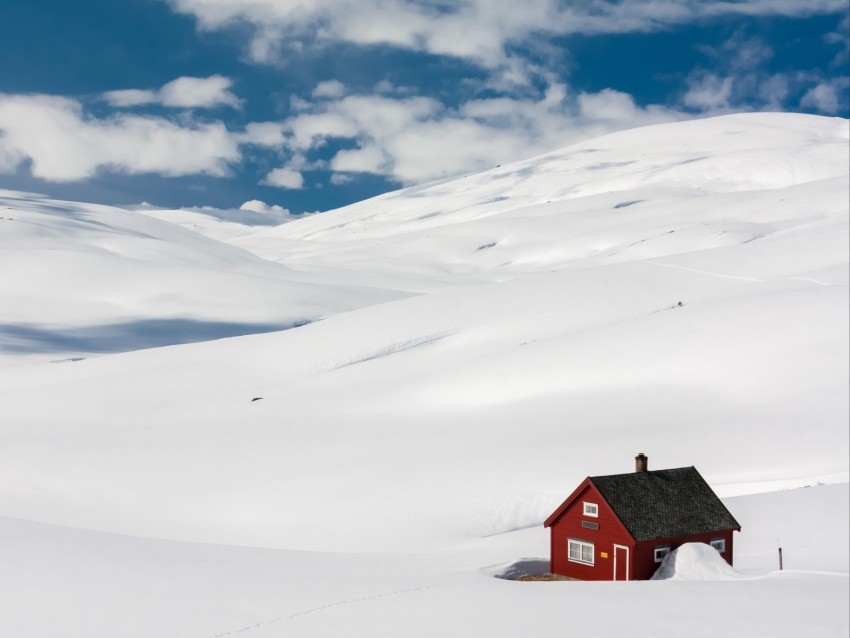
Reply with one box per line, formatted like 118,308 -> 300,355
613,544 -> 629,581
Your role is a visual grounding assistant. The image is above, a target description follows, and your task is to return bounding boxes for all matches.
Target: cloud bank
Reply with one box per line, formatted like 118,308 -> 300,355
0,94 -> 239,181
261,84 -> 684,187
166,0 -> 849,70
0,2 -> 846,194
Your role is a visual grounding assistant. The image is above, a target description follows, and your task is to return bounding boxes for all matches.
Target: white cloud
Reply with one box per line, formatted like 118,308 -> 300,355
383,118 -> 531,182
330,173 -> 354,185
263,167 -> 305,189
102,89 -> 159,107
800,82 -> 841,113
238,122 -> 287,147
272,82 -> 686,186
330,145 -> 388,174
578,89 -> 640,121
235,199 -> 313,223
681,29 -> 849,116
103,75 -> 241,109
239,199 -> 292,216
286,112 -> 363,149
0,132 -> 25,173
683,74 -> 735,110
685,34 -> 787,112
697,34 -> 775,72
158,0 -> 848,192
165,0 -> 848,70
757,74 -> 790,110
824,14 -> 850,67
0,93 -> 240,181
312,80 -> 346,99
374,80 -> 397,94
160,75 -> 241,108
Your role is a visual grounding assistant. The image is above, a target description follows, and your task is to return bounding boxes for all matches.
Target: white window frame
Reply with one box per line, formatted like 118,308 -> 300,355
568,539 -> 595,565
582,502 -> 599,518
709,538 -> 726,553
654,546 -> 671,563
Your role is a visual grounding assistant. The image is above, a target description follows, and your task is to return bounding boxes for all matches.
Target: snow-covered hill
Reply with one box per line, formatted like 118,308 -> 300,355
233,112 -> 849,289
0,195 -> 403,365
0,113 -> 847,636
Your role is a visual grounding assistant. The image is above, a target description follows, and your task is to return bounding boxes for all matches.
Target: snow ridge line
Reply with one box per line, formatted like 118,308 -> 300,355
207,582 -> 450,637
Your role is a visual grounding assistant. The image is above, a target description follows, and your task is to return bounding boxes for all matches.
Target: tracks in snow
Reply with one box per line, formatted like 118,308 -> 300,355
208,582 -> 450,637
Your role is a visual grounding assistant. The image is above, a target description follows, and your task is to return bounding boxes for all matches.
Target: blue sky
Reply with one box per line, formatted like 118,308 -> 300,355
1,0 -> 847,215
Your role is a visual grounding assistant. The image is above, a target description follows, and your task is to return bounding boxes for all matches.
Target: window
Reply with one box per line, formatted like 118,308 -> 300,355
583,502 -> 599,517
709,538 -> 726,553
581,520 -> 599,530
654,546 -> 671,563
568,539 -> 595,565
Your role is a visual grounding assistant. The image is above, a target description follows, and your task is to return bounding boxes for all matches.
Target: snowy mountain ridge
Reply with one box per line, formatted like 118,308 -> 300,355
266,112 -> 848,241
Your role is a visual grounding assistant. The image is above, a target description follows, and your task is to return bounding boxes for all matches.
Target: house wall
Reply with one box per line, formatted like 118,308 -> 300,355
549,483 -> 634,581
633,529 -> 736,580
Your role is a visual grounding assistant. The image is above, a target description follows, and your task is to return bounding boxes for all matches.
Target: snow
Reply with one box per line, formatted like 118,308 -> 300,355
0,487 -> 846,637
730,482 -> 850,574
0,113 -> 847,636
0,195 -> 404,365
652,543 -> 744,580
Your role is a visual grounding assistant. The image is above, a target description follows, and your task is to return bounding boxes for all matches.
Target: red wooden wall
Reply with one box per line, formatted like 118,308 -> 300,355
548,481 -> 634,581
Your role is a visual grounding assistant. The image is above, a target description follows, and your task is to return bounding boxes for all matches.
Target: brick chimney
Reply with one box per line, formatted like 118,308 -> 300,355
635,453 -> 648,473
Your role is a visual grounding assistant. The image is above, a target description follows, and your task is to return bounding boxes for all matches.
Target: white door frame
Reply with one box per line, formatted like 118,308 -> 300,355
613,544 -> 630,581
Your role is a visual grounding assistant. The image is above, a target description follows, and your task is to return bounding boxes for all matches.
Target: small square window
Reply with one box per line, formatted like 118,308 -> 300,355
654,546 -> 671,563
709,538 -> 726,553
583,502 -> 599,518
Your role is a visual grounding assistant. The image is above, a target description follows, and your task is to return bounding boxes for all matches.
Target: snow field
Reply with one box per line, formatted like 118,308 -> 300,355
0,113 -> 847,636
0,484 -> 846,638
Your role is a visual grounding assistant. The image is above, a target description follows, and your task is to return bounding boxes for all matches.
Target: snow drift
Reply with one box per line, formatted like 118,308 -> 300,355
652,542 -> 744,580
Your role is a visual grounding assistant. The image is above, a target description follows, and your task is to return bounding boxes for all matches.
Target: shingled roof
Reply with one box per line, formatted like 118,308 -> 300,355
589,466 -> 741,541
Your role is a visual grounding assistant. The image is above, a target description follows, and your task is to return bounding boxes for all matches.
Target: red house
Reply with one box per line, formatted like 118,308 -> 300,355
544,454 -> 741,581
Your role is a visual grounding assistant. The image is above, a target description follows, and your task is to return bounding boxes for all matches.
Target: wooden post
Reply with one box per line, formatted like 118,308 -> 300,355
778,547 -> 783,570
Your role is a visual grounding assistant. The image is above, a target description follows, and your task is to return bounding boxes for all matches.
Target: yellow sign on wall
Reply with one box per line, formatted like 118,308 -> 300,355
600,552 -> 609,559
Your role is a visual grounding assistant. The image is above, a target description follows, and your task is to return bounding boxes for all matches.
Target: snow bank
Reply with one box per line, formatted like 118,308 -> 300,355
652,542 -> 745,580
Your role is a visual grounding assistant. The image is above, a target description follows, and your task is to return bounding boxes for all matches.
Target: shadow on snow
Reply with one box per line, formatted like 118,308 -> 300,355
0,318 -> 311,356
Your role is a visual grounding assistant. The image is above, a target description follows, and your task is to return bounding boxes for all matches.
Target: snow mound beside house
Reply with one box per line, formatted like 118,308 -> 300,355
651,543 -> 745,581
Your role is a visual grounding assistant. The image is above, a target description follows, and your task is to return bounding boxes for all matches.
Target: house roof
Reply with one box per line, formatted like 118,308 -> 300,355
588,466 -> 741,541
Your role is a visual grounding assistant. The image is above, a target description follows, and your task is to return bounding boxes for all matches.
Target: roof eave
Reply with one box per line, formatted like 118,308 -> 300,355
543,477 -> 592,528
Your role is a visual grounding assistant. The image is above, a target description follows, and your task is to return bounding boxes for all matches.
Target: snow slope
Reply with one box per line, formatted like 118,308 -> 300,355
234,112 -> 849,289
0,113 -> 847,636
0,195 -> 403,365
0,484 -> 846,638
